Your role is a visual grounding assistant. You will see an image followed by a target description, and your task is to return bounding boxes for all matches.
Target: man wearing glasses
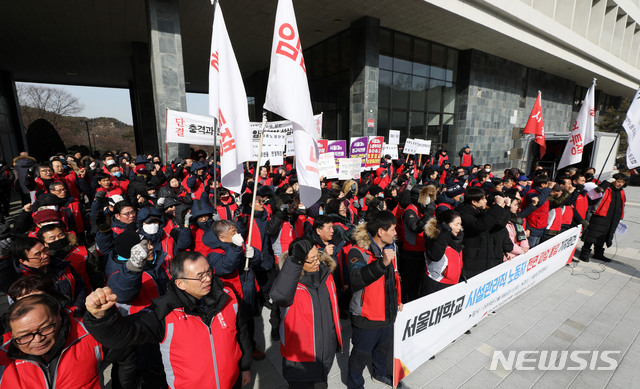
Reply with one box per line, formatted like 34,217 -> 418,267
0,294 -> 110,388
84,251 -> 253,388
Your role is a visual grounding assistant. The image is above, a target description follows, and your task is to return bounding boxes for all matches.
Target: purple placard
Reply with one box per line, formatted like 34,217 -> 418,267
328,140 -> 346,173
350,137 -> 369,168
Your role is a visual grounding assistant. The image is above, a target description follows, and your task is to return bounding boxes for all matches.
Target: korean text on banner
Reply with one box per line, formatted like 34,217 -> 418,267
382,143 -> 399,160
327,140 -> 347,173
366,136 -> 384,169
558,79 -> 596,169
414,139 -> 431,155
350,137 -> 369,168
318,139 -> 328,154
208,1 -> 253,194
389,130 -> 401,145
264,0 -> 320,207
166,109 -> 218,145
403,139 -> 417,154
318,152 -> 337,178
393,227 -> 581,386
338,158 -> 362,180
623,88 -> 640,169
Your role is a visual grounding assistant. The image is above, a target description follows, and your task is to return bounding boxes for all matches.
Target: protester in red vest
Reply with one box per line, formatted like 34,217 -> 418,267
347,210 -> 402,389
421,209 -> 464,295
0,294 -> 118,389
84,252 -> 253,388
579,174 -> 627,262
521,174 -> 554,247
37,224 -> 103,292
458,145 -> 474,172
270,238 -> 342,388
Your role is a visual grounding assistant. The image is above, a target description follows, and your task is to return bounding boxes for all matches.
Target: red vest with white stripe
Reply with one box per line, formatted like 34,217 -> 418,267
280,274 -> 342,362
160,287 -> 242,389
401,204 -> 425,251
0,318 -> 103,389
546,208 -> 562,232
574,193 -> 589,219
427,246 -> 463,285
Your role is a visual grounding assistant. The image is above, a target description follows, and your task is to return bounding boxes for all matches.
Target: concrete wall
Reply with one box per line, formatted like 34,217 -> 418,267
453,50 -> 574,170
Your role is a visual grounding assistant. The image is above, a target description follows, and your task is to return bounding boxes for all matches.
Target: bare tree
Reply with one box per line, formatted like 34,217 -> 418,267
16,84 -> 84,129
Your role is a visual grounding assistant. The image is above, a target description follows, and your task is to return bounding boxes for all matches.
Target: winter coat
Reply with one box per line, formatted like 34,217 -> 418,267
270,252 -> 341,383
83,279 -> 252,388
348,224 -> 401,329
582,182 -> 625,246
12,155 -> 37,194
505,216 -> 530,260
423,218 -> 464,285
455,202 -> 510,278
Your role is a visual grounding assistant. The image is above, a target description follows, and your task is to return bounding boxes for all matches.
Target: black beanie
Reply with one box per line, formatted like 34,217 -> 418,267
114,231 -> 142,259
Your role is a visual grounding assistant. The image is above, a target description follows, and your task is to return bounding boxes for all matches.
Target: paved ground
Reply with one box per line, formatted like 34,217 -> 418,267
248,186 -> 640,389
3,187 -> 639,388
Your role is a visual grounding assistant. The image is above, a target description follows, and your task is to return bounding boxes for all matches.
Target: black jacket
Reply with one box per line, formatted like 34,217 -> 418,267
583,182 -> 625,246
456,202 -> 510,278
83,278 -> 253,372
271,253 -> 339,383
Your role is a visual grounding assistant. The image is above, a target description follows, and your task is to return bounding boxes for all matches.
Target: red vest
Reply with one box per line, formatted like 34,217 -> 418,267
60,199 -> 85,234
211,248 -> 243,299
594,188 -> 625,219
401,204 -> 425,251
546,208 -> 562,232
561,206 -> 574,226
160,288 -> 242,389
460,153 -> 472,167
0,318 -> 103,389
427,246 -> 463,285
523,188 -> 549,229
65,245 -> 92,292
352,247 -> 401,322
56,172 -> 81,199
280,275 -> 342,362
574,193 -> 589,219
217,201 -> 238,221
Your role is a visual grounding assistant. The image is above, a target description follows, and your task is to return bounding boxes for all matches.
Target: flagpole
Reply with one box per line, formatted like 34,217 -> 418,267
213,118 -> 218,210
244,111 -> 267,280
596,131 -> 620,182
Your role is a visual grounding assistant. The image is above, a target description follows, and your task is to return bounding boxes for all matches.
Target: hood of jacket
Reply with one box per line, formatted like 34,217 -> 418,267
278,251 -> 336,279
352,223 -> 372,251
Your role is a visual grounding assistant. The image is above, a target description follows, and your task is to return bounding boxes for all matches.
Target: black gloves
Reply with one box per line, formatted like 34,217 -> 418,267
290,239 -> 313,265
95,210 -> 111,233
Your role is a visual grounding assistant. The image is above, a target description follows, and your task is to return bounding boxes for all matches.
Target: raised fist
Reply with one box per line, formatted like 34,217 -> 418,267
85,287 -> 118,319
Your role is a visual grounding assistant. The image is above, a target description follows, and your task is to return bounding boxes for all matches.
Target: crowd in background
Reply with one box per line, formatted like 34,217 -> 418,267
0,144 -> 628,388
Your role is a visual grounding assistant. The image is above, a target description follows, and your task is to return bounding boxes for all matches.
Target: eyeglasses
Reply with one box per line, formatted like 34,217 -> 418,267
12,322 -> 56,345
40,169 -> 53,174
305,254 -> 321,264
177,268 -> 213,283
28,247 -> 50,260
120,210 -> 136,217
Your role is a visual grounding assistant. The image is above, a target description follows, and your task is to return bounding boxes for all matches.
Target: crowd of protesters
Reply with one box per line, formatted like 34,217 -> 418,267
0,144 -> 628,388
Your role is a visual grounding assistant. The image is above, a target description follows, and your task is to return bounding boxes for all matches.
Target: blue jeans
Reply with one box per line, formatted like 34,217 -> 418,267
347,325 -> 393,389
528,227 -> 545,248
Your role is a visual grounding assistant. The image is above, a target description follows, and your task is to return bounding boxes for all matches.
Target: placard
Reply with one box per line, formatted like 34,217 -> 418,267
389,130 -> 400,145
318,152 -> 337,178
338,158 -> 362,180
350,137 -> 369,168
366,136 -> 384,169
382,143 -> 399,159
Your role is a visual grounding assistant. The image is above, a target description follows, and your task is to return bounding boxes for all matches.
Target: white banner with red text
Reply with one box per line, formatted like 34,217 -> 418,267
393,227 -> 581,386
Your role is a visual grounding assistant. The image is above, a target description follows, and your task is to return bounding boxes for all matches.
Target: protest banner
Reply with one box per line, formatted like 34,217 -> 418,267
318,152 -> 337,178
350,137 -> 369,168
403,138 -> 417,154
382,143 -> 399,159
338,157 -> 362,180
393,227 -> 581,386
389,130 -> 400,145
365,136 -> 384,170
166,109 -> 218,145
415,139 -> 431,155
249,120 -> 289,164
318,139 -> 328,154
327,140 -> 347,173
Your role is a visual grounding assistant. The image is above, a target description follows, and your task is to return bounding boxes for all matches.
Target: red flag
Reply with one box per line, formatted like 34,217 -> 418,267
523,91 -> 546,157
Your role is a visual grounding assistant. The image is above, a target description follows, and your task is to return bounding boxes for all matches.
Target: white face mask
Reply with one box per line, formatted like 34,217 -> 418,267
485,168 -> 491,173
142,223 -> 160,235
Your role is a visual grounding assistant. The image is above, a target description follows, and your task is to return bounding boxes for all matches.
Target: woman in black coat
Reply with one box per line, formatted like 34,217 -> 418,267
579,174 -> 627,262
455,187 -> 510,279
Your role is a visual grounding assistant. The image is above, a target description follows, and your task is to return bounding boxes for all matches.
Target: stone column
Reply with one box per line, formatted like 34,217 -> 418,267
146,0 -> 190,162
129,42 -> 159,156
350,16 -> 380,138
0,70 -> 27,161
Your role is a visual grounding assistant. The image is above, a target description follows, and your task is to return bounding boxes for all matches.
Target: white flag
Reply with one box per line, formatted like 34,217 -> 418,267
264,0 -> 320,207
558,79 -> 596,169
623,88 -> 640,169
208,1 -> 253,194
